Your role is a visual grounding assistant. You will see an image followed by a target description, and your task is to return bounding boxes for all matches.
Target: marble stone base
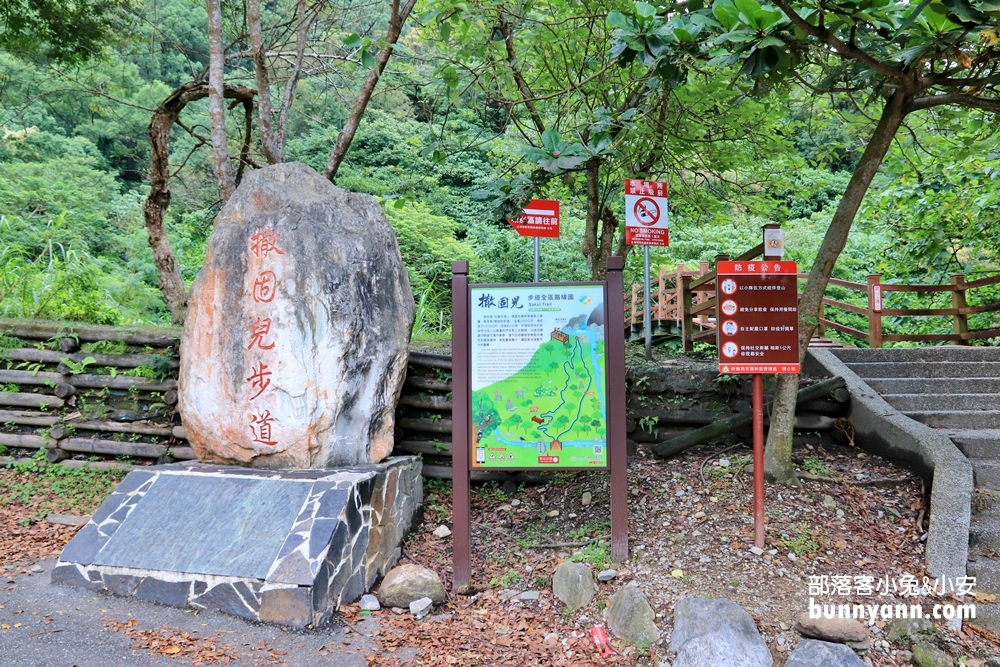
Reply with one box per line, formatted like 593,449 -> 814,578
52,456 -> 422,627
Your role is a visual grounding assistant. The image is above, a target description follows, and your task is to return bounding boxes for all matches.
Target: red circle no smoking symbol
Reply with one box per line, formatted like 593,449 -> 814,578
634,197 -> 660,226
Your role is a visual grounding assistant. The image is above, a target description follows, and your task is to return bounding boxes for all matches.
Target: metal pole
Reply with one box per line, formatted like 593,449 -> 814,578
752,373 -> 765,549
533,237 -> 540,282
643,246 -> 652,360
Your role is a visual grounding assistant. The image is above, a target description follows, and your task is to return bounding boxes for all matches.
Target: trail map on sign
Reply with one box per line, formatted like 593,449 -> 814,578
470,284 -> 608,469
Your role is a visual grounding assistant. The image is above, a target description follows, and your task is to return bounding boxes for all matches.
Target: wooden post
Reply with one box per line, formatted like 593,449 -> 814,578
605,257 -> 629,563
658,268 -> 667,321
817,302 -> 826,337
682,275 -> 694,352
675,263 -> 685,322
450,260 -> 472,590
631,284 -> 640,330
867,274 -> 883,348
952,274 -> 969,345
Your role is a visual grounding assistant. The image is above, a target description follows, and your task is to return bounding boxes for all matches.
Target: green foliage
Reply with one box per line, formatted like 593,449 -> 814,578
0,0 -> 135,64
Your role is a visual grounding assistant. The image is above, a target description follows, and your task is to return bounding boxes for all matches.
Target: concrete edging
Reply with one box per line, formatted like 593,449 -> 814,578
807,349 -> 972,580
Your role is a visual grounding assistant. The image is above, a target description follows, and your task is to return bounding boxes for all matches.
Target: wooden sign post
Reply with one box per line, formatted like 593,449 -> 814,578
451,258 -> 628,589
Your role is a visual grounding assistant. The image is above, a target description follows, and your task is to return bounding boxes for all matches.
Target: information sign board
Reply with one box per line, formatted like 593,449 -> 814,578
716,260 -> 800,374
624,179 -> 669,246
469,283 -> 608,469
509,199 -> 560,238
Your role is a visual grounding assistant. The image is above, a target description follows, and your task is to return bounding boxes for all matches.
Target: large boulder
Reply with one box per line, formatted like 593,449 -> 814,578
671,597 -> 773,667
179,162 -> 414,468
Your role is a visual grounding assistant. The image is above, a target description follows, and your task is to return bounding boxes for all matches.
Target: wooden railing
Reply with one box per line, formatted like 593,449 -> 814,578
626,256 -> 1000,349
820,273 -> 1000,347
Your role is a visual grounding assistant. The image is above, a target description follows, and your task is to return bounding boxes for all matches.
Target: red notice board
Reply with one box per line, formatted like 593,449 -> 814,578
509,199 -> 560,238
716,260 -> 800,374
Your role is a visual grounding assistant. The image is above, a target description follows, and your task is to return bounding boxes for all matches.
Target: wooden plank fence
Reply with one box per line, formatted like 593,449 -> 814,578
625,252 -> 1000,349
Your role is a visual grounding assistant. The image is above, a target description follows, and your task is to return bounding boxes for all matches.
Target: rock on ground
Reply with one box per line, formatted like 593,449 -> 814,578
377,564 -> 446,609
359,594 -> 380,611
180,162 -> 413,468
793,613 -> 870,645
409,597 -> 433,619
887,617 -> 941,648
911,641 -> 953,667
551,561 -> 596,611
785,639 -> 867,667
604,583 -> 658,647
671,597 -> 772,667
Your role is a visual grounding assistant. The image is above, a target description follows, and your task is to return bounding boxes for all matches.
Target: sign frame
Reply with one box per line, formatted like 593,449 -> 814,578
450,259 -> 629,588
468,281 -> 610,472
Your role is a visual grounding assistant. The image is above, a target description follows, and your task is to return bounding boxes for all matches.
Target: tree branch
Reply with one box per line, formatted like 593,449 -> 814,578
770,0 -> 905,81
321,0 -> 418,180
909,92 -> 1000,112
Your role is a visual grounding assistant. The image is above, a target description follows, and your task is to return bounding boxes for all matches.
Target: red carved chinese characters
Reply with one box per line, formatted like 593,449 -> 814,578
252,271 -> 277,303
249,410 -> 278,446
246,227 -> 283,446
246,361 -> 272,400
247,317 -> 275,350
250,226 -> 284,259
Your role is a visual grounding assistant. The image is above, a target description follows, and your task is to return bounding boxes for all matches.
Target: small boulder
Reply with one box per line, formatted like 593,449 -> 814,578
377,564 -> 446,609
597,569 -> 618,582
785,639 -> 866,667
433,525 -> 452,538
359,594 -> 380,611
911,641 -> 953,667
552,561 -> 596,611
409,597 -> 434,619
604,583 -> 659,647
887,617 -> 941,648
671,597 -> 772,667
793,613 -> 869,647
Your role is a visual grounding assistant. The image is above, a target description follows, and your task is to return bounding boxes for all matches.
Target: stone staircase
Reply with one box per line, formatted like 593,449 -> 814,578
832,347 -> 1000,605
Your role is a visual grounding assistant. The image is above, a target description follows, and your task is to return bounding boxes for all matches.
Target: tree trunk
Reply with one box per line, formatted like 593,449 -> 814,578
321,0 -> 417,180
207,0 -> 235,200
763,91 -> 909,484
582,157 -> 601,278
144,81 -> 255,324
248,0 -> 281,164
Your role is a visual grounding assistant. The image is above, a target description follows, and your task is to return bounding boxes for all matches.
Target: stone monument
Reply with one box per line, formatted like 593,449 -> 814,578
54,163 -> 423,627
178,161 -> 415,468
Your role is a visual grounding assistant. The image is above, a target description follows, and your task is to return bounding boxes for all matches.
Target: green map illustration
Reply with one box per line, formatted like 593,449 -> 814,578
472,323 -> 607,469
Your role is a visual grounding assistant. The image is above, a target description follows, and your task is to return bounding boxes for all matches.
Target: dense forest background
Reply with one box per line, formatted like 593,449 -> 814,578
1,0 -> 998,342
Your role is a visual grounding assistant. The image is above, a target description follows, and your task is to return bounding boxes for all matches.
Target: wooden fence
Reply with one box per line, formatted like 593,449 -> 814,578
626,252 -> 1000,349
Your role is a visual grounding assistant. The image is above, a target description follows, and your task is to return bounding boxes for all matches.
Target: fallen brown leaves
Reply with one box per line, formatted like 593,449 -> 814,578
347,600 -> 638,667
104,618 -> 290,665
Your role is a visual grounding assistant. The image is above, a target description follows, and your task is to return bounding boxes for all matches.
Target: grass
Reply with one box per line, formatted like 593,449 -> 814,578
0,461 -> 125,525
570,541 -> 610,570
803,456 -> 835,477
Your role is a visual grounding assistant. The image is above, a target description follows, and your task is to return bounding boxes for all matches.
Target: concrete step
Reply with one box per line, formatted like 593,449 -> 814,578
904,411 -> 1000,430
834,347 -> 1000,363
971,460 -> 1000,491
967,554 -> 1000,594
970,500 -> 1000,553
845,361 -> 1000,379
947,430 -> 1000,459
883,393 -> 1000,411
969,602 -> 1000,635
865,378 -> 1000,394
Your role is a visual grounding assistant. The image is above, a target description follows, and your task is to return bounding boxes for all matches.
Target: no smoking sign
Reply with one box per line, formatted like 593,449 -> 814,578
625,179 -> 669,246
